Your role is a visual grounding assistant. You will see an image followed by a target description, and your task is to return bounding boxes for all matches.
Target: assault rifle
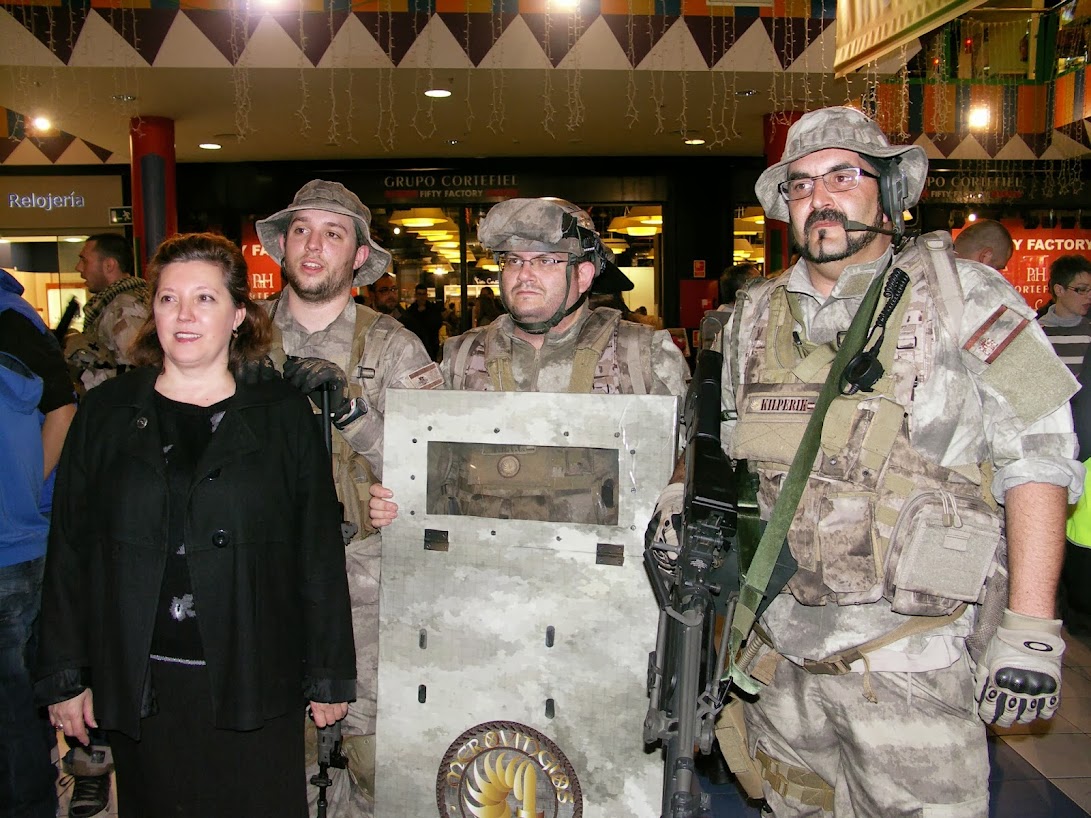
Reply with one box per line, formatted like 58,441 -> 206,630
643,317 -> 749,818
53,296 -> 80,344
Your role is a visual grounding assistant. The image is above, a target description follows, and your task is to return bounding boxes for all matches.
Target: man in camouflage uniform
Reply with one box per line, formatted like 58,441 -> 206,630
66,233 -> 148,393
255,180 -> 442,817
654,107 -> 1081,816
369,196 -> 689,524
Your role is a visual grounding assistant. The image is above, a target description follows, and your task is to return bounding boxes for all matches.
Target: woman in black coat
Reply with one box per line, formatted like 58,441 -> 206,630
36,233 -> 355,817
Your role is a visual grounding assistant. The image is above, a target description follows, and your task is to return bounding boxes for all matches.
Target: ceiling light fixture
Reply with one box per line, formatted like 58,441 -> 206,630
112,94 -> 136,102
199,142 -> 222,150
684,138 -> 706,146
31,116 -> 52,132
736,89 -> 757,97
424,89 -> 452,99
967,106 -> 990,130
390,208 -> 447,228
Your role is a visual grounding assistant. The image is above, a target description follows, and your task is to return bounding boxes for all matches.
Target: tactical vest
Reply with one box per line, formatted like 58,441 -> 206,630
440,308 -> 653,521
732,234 -> 1005,616
449,308 -> 654,394
269,302 -> 401,541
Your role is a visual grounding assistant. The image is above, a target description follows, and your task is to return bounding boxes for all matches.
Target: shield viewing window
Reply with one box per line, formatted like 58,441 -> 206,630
426,442 -> 620,525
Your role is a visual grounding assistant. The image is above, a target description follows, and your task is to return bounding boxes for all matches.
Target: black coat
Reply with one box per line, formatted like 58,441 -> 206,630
35,367 -> 356,738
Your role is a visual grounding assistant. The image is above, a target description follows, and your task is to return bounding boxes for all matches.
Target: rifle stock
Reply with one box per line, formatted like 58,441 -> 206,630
644,346 -> 741,818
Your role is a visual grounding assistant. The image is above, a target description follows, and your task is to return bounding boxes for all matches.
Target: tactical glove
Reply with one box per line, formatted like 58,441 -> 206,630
237,354 -> 281,385
646,482 -> 685,553
283,357 -> 355,424
974,608 -> 1064,728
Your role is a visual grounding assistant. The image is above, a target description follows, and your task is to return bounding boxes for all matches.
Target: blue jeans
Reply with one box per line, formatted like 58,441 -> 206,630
0,556 -> 58,818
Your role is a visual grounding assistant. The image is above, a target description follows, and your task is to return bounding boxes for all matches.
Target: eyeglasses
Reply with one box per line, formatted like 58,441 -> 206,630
1065,285 -> 1091,295
778,167 -> 880,202
496,254 -> 572,272
374,286 -> 397,294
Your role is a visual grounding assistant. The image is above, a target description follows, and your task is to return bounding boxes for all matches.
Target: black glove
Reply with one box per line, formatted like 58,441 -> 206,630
237,355 -> 282,385
283,357 -> 353,421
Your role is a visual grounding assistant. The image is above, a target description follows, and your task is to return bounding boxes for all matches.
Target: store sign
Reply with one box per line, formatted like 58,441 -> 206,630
921,173 -> 1026,204
382,174 -> 519,203
955,224 -> 1091,310
240,220 -> 282,300
0,176 -> 122,230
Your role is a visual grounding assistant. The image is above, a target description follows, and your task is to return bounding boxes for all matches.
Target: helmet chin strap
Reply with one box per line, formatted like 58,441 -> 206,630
501,260 -> 589,336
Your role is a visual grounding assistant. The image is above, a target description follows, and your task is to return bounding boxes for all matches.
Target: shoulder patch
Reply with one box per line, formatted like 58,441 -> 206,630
963,305 -> 1029,365
399,361 -> 444,390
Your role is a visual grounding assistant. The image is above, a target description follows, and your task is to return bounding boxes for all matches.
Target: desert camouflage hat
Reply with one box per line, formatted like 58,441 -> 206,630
256,180 -> 392,287
755,107 -> 928,223
478,197 -> 613,274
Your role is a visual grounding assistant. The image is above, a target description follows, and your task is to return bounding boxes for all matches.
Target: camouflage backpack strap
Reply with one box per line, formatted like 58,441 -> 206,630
347,305 -> 383,405
568,308 -> 621,393
916,231 -> 964,341
450,326 -> 489,391
266,297 -> 289,371
482,323 -> 518,391
616,319 -> 653,395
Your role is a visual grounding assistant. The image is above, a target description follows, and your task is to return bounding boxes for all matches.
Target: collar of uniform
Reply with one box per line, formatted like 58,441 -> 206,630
272,295 -> 355,336
785,247 -> 894,303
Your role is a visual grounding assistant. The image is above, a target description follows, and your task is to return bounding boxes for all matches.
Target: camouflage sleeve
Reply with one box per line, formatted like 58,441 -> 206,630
98,292 -> 150,366
953,261 -> 1082,503
650,329 -> 691,399
337,325 -> 443,481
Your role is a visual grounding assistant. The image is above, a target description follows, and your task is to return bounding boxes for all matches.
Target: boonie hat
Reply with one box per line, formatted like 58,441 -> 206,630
478,198 -> 613,274
755,107 -> 928,223
256,180 -> 392,287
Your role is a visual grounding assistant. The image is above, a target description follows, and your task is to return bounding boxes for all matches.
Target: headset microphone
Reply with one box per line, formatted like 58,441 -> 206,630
844,220 -> 897,236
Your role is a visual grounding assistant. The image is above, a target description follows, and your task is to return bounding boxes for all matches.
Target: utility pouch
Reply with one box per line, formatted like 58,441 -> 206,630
886,489 -> 1001,615
713,699 -> 766,801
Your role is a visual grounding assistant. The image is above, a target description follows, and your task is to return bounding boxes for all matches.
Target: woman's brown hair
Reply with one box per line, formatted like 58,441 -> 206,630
129,232 -> 272,375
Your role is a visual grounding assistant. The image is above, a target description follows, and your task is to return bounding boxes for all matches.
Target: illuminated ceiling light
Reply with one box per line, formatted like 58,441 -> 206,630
430,240 -> 460,250
390,208 -> 447,228
628,206 -> 662,226
424,89 -> 452,99
624,226 -> 659,237
392,226 -> 401,235
31,116 -> 52,131
967,106 -> 990,130
62,236 -> 86,243
199,142 -> 222,150
740,206 -> 765,226
684,138 -> 706,146
733,238 -> 754,258
733,219 -> 759,235
967,212 -> 978,222
736,89 -> 757,97
112,94 -> 136,102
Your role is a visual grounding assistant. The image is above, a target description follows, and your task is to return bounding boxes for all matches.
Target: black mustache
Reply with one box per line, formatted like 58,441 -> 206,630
805,209 -> 847,231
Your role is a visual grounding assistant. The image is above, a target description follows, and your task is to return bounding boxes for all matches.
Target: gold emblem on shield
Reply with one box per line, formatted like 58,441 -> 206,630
437,721 -> 582,818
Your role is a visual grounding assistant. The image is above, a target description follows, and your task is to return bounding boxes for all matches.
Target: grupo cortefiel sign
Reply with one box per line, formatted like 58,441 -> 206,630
954,223 -> 1091,311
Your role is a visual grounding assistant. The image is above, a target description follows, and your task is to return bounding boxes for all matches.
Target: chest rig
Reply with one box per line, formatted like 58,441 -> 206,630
732,236 -> 1004,616
450,308 -> 652,394
441,309 -> 652,523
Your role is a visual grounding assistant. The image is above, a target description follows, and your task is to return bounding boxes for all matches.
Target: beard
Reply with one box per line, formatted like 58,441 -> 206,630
282,257 -> 354,304
792,207 -> 883,265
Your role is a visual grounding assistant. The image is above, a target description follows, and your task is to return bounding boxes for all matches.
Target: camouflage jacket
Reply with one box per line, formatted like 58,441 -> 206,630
722,239 -> 1082,663
65,278 -> 149,391
440,306 -> 689,398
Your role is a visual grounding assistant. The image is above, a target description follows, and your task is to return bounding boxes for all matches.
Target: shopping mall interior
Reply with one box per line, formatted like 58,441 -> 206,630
4,0 -> 1091,815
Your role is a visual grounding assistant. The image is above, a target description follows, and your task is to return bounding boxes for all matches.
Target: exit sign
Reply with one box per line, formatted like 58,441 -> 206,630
109,206 -> 132,225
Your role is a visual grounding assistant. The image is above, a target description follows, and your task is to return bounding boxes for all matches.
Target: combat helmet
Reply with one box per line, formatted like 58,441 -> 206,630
478,197 -> 613,334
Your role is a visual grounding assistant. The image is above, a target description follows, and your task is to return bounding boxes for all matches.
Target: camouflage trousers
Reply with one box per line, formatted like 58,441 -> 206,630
744,652 -> 989,817
305,534 -> 380,818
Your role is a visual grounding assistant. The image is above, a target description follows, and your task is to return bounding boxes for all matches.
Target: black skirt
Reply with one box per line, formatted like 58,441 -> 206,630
107,660 -> 307,818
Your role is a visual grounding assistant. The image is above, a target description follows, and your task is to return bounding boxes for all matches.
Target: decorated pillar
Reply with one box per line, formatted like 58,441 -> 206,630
762,112 -> 804,274
129,116 -> 177,270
